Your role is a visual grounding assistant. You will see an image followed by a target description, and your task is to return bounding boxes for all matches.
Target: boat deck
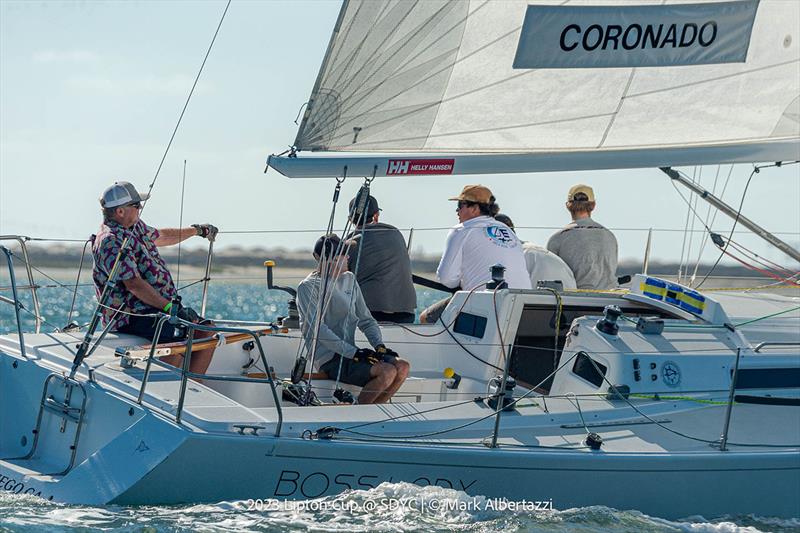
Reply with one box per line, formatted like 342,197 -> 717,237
2,331 -> 797,457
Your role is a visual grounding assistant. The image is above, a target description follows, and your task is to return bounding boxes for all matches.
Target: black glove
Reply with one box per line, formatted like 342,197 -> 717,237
192,223 -> 219,242
176,303 -> 201,323
375,344 -> 399,364
352,348 -> 379,365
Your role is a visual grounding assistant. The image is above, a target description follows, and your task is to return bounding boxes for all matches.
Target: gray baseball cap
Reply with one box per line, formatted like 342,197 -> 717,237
99,181 -> 150,208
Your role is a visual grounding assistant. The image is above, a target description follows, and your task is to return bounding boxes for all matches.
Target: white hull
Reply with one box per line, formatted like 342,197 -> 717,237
1,282 -> 798,519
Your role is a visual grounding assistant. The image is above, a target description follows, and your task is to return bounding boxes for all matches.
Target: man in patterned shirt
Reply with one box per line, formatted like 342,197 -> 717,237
92,181 -> 218,374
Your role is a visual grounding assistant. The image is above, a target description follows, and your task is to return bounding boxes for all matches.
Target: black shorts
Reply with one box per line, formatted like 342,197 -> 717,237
371,311 -> 415,324
320,354 -> 374,387
117,313 -> 188,343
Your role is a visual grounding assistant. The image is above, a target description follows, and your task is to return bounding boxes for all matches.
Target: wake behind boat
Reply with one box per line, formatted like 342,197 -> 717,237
1,0 -> 799,521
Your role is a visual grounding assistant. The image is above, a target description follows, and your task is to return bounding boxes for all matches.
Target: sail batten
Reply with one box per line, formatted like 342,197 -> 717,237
289,0 -> 799,171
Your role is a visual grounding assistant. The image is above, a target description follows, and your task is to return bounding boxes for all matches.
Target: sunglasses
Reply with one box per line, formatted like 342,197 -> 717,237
126,202 -> 142,209
456,200 -> 476,210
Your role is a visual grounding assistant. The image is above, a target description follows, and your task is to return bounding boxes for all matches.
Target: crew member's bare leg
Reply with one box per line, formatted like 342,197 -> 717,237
374,359 -> 410,403
159,327 -> 215,379
358,363 -> 397,404
187,328 -> 215,376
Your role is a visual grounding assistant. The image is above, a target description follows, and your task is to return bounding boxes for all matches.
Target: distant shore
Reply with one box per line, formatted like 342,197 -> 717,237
4,241 -> 793,285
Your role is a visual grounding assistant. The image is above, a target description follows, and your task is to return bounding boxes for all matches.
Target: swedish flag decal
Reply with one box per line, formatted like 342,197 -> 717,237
641,278 -> 667,300
639,277 -> 706,316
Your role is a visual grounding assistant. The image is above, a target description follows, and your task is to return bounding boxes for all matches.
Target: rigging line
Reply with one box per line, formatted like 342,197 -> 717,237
588,358 -> 800,448
726,239 -> 795,275
683,167 -> 702,284
142,0 -> 231,202
596,67 -> 637,148
341,398 -> 484,432
715,246 -> 800,287
441,318 -> 504,372
539,287 -> 563,372
695,165 -> 761,289
327,0 -> 489,124
676,169 -> 696,282
331,180 -> 373,388
336,351 -> 582,440
725,241 -> 795,276
4,249 -> 163,321
492,287 -> 508,368
669,180 -> 714,235
669,180 -> 714,285
66,237 -> 93,326
707,164 -> 735,231
176,160 -> 188,290
74,0 -> 231,360
398,284 -> 485,338
216,226 -> 800,235
292,102 -> 308,125
263,332 -> 751,354
691,164 -> 724,282
686,166 -> 702,284
23,237 -> 92,243
625,58 -> 800,100
304,175 -> 356,390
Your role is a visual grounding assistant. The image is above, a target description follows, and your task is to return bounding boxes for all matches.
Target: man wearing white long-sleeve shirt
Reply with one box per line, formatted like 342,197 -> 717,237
297,234 -> 409,404
420,185 -> 531,323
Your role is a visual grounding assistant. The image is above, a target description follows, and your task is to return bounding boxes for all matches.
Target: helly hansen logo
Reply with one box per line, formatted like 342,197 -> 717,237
387,159 -> 455,175
388,160 -> 409,174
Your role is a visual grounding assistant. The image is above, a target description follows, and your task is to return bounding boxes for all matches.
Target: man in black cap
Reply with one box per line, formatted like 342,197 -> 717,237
92,180 -> 219,374
346,191 -> 416,324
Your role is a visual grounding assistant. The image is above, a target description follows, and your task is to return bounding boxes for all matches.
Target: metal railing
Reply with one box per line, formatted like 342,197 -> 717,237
0,245 -> 27,357
0,236 -> 42,333
0,235 -> 217,333
136,315 -> 283,436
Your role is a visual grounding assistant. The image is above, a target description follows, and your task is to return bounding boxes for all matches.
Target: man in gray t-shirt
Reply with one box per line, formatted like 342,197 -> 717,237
346,193 -> 417,323
547,184 -> 619,290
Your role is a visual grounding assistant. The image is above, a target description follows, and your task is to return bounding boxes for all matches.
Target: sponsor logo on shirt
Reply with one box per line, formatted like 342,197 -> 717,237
486,226 -> 517,248
386,159 -> 454,175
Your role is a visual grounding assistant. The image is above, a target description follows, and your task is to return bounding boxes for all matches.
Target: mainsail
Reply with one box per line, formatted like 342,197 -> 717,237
271,0 -> 800,177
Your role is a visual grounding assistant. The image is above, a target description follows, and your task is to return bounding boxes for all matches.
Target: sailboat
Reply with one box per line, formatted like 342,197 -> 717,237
0,0 -> 798,520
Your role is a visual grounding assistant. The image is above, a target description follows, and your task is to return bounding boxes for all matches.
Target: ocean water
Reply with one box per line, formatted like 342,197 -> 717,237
0,276 -> 448,334
1,484 -> 798,533
1,278 -> 798,531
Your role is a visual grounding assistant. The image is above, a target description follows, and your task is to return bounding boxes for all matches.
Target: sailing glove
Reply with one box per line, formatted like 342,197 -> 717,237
353,348 -> 380,365
192,223 -> 219,242
375,344 -> 399,364
176,302 -> 201,323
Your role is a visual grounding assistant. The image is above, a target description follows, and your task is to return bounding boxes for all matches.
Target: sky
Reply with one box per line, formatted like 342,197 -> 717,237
1,0 -> 798,271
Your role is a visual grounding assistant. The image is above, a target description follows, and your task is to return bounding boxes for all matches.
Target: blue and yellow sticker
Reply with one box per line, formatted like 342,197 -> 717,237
640,277 -> 706,316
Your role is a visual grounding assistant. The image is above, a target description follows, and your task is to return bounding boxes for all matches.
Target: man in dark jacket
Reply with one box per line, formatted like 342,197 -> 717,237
346,192 -> 417,323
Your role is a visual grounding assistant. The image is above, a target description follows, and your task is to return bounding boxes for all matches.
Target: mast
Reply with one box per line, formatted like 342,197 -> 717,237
661,167 -> 800,263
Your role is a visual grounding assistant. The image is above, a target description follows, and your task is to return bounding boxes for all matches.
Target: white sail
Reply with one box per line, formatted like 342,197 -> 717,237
281,0 -> 800,176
